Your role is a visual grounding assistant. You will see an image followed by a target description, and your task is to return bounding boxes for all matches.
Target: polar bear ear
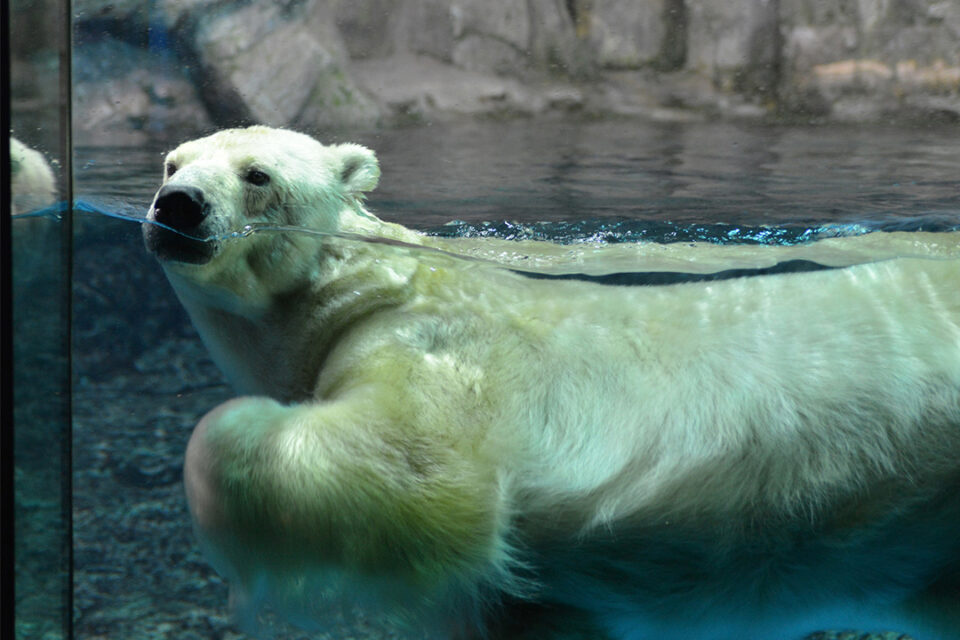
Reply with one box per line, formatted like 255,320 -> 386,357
335,144 -> 380,197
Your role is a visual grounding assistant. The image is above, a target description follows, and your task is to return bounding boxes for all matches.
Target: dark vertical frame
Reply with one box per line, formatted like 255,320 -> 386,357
2,0 -> 15,633
59,0 -> 75,634
9,0 -> 74,637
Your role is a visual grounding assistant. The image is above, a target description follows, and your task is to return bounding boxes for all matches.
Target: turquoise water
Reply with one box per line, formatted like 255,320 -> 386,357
65,119 -> 960,640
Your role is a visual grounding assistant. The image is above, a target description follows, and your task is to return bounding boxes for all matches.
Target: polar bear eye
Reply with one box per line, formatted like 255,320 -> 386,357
245,169 -> 271,186
165,162 -> 177,177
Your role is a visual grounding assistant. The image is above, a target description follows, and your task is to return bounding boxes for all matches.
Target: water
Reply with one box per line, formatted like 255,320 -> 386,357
66,119 -> 960,640
76,119 -> 960,232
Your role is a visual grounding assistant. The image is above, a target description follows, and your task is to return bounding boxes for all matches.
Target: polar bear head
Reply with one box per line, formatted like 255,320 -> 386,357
143,126 -> 381,268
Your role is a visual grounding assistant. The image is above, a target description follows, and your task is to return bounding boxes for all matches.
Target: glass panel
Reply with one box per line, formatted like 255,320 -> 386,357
65,2 -> 960,640
10,0 -> 73,638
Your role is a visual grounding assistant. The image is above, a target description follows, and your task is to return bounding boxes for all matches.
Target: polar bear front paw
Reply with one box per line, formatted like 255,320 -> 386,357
184,396 -> 284,536
183,393 -> 519,634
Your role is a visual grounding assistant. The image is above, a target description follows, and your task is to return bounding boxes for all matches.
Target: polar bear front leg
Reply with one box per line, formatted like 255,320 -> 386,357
184,395 -> 515,631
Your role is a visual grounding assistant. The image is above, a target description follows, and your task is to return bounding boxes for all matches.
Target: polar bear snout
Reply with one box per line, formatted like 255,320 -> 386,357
154,185 -> 208,231
144,185 -> 217,264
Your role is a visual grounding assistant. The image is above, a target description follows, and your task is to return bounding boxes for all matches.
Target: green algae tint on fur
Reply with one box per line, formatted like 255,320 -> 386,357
145,126 -> 960,640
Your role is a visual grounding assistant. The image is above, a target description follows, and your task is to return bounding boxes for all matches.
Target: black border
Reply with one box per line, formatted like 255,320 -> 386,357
1,0 -> 15,635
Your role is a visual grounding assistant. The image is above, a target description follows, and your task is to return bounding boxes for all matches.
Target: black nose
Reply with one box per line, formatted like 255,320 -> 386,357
144,184 -> 215,264
152,185 -> 207,233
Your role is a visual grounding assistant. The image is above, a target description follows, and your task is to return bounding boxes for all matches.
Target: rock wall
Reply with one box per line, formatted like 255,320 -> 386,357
781,0 -> 960,121
52,0 -> 960,143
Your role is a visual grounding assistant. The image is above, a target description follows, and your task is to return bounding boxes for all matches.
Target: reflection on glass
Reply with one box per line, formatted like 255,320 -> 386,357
10,0 -> 73,639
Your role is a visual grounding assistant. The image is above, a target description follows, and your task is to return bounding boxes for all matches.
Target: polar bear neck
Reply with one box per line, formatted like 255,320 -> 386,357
166,233 -> 421,402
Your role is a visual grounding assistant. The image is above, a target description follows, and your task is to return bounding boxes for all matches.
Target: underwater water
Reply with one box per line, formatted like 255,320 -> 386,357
59,118 -> 960,640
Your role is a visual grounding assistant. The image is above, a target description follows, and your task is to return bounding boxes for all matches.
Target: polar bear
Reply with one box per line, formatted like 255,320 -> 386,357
144,126 -> 960,640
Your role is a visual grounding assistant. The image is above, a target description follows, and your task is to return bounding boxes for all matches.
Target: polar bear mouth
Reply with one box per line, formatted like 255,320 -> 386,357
144,185 -> 218,264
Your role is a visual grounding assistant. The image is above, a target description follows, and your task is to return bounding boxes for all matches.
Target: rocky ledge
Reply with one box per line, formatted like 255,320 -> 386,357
15,0 -> 960,144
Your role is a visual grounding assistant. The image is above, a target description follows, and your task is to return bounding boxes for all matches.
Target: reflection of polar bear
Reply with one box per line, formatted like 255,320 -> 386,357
10,137 -> 56,216
145,127 -> 960,640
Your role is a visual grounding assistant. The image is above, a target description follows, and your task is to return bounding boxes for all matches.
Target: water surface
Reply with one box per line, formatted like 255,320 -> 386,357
76,119 -> 960,231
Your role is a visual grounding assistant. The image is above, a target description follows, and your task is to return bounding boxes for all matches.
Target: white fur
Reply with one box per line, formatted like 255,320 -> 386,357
10,137 -> 56,216
147,127 -> 960,640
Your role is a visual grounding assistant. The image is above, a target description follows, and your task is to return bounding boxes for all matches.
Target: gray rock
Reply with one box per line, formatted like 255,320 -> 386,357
334,0 -> 396,59
350,53 -> 543,119
190,0 -> 379,128
396,0 -> 534,76
527,0 -> 593,77
779,0 -> 860,27
450,0 -> 531,52
397,0 -> 458,62
65,0 -> 960,130
596,67 -> 766,121
780,0 -> 960,121
452,34 -> 529,75
72,37 -> 212,146
782,24 -> 860,73
585,0 -> 668,69
686,0 -> 780,95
